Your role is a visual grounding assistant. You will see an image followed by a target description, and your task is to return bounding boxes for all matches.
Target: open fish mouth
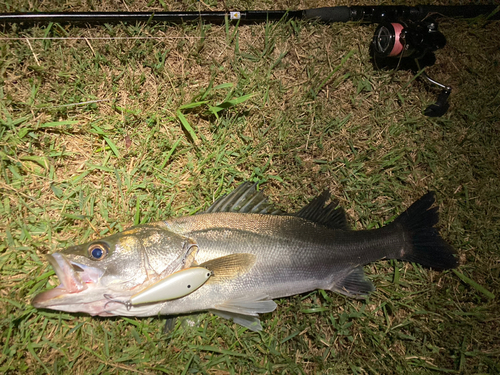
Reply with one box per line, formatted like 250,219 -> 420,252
32,253 -> 104,308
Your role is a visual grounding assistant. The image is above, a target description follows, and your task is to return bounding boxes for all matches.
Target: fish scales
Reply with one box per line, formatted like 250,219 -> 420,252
151,213 -> 407,316
167,213 -> 403,287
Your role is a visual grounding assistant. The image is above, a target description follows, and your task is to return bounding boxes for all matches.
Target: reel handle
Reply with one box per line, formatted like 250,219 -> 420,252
424,89 -> 451,118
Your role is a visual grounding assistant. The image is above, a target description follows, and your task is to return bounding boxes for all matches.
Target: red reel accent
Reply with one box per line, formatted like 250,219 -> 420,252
388,23 -> 404,57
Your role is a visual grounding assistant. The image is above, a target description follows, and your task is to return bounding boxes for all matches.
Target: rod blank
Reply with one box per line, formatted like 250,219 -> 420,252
0,5 -> 498,25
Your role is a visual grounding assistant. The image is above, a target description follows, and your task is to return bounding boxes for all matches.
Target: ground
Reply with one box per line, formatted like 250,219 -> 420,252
1,1 -> 499,374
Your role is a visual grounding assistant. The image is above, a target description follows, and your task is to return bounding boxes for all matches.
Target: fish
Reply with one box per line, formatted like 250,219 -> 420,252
32,182 -> 458,331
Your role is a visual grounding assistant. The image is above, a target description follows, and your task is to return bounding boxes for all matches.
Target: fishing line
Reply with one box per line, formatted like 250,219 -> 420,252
0,36 -> 207,40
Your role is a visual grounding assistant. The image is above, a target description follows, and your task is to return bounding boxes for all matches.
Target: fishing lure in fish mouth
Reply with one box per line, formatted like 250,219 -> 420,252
103,266 -> 213,311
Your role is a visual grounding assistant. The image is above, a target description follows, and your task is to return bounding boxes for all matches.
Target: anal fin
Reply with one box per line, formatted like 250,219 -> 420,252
330,267 -> 375,298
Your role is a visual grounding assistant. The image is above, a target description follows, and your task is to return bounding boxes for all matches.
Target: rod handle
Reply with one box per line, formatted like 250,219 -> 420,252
302,7 -> 352,23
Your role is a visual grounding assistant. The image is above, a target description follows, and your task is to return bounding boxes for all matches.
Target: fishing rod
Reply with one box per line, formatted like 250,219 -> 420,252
2,5 -> 499,117
1,5 -> 499,24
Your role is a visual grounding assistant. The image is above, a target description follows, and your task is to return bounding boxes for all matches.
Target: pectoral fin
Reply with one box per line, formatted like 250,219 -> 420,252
182,244 -> 199,269
199,253 -> 257,283
210,294 -> 277,331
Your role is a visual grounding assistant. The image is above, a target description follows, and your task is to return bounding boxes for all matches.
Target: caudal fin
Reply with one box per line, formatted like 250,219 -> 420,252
392,192 -> 458,270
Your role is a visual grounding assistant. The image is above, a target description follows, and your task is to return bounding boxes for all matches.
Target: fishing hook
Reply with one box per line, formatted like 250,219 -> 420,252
103,294 -> 132,312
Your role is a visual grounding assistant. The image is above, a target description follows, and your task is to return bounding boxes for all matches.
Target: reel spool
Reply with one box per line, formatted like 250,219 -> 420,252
373,23 -> 406,58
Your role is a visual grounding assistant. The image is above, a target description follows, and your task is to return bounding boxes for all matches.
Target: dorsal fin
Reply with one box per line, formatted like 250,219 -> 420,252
203,182 -> 284,215
204,182 -> 349,230
295,190 -> 349,230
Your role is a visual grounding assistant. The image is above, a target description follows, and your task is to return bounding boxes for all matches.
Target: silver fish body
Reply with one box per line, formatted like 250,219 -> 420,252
161,213 -> 395,312
33,183 -> 457,331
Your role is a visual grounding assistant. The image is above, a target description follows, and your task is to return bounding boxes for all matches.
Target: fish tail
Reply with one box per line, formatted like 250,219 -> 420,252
391,192 -> 458,270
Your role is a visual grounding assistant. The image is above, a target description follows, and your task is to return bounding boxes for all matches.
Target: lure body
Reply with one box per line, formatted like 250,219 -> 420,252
130,267 -> 212,305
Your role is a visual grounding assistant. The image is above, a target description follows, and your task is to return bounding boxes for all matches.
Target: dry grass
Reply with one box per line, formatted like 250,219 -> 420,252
1,0 -> 500,374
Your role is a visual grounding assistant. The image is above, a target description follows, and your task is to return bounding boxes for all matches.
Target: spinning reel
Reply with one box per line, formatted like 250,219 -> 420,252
371,21 -> 451,117
6,5 -> 496,117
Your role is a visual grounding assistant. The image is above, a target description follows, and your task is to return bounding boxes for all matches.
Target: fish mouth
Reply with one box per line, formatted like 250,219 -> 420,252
32,253 -> 104,308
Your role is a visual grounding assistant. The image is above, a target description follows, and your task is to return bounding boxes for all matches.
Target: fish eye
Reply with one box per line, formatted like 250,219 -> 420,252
88,243 -> 108,261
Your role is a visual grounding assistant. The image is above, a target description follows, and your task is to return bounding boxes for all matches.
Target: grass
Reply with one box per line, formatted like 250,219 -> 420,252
1,0 -> 500,373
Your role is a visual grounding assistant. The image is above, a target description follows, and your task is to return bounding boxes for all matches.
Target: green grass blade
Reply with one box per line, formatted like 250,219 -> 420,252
452,269 -> 495,299
176,110 -> 199,143
104,137 -> 121,158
